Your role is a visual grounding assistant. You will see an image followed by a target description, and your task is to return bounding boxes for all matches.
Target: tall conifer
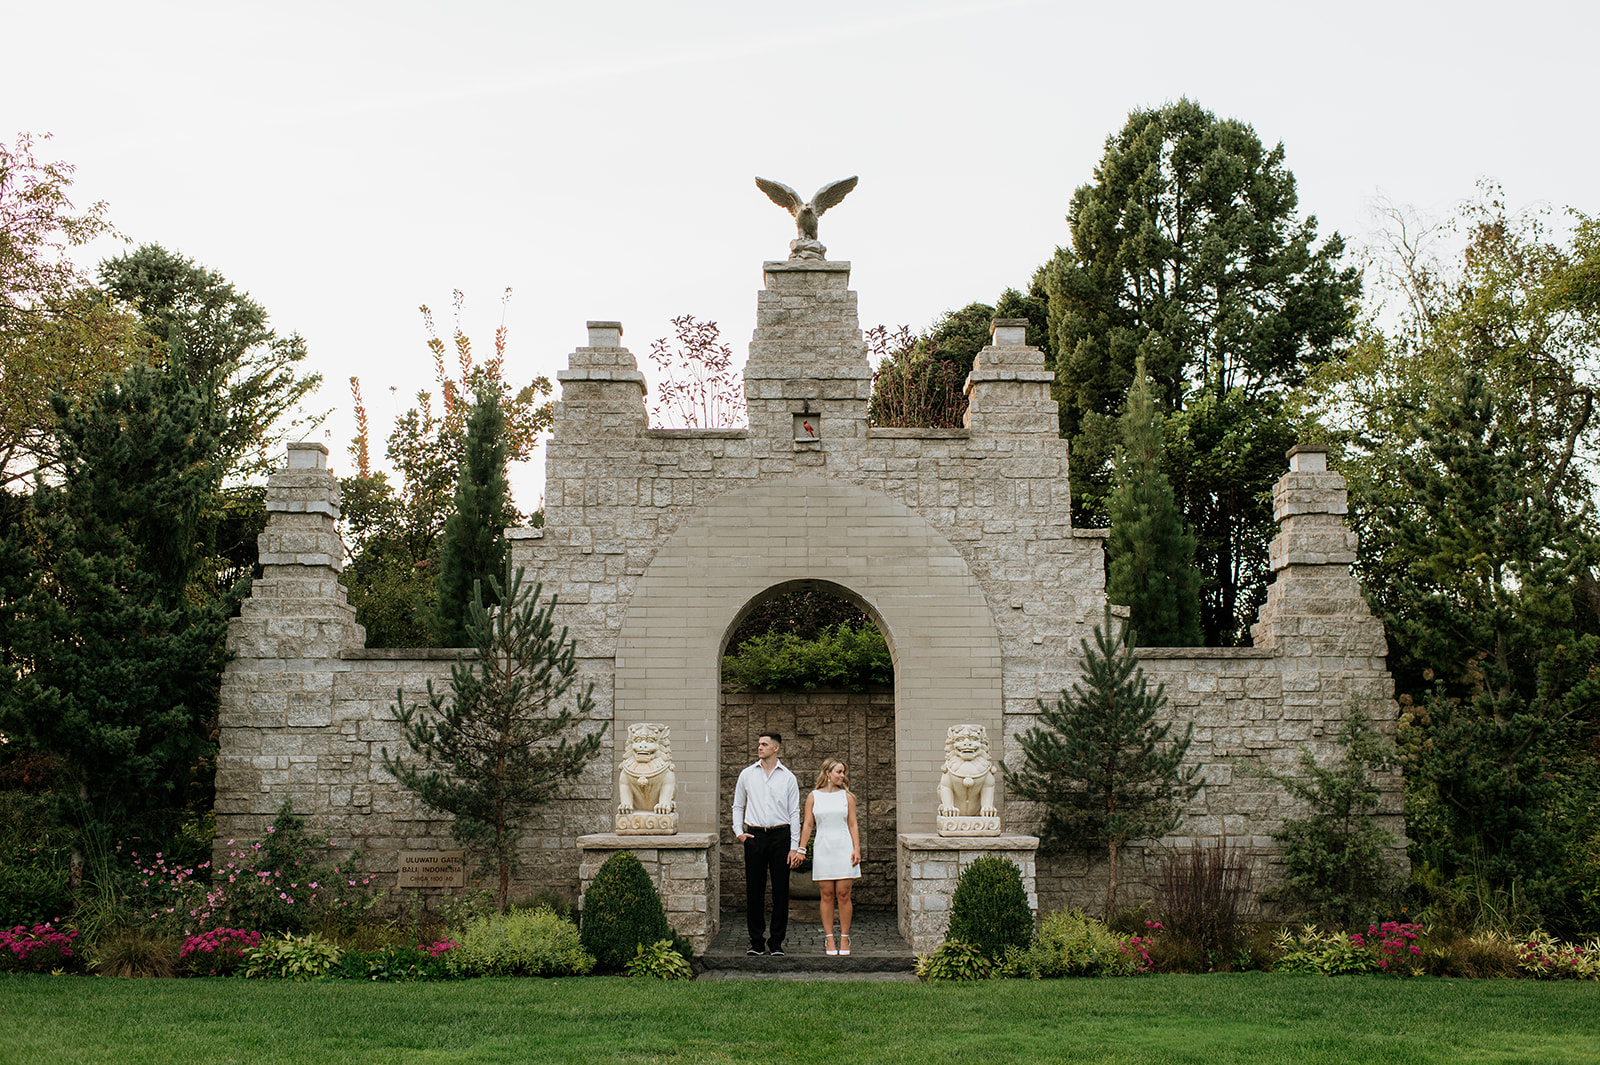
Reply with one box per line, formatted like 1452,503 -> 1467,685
0,363 -> 237,878
1106,359 -> 1201,647
430,380 -> 514,648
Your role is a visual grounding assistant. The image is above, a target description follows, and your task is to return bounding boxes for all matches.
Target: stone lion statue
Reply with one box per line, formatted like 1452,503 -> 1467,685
938,724 -> 998,818
618,723 -> 676,815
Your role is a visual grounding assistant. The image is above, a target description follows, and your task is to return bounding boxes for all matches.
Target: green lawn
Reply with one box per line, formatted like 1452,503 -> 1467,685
2,973 -> 1597,1065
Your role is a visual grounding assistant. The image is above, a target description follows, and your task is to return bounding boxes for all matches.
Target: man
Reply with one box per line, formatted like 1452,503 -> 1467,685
731,732 -> 803,956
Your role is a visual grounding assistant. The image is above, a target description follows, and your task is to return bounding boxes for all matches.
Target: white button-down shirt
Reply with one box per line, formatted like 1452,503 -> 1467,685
731,760 -> 801,850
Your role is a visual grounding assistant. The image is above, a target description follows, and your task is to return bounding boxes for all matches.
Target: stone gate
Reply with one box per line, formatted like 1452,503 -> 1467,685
215,252 -> 1404,953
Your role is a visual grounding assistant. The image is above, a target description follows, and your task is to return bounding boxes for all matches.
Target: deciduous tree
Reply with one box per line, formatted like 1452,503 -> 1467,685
1042,99 -> 1359,643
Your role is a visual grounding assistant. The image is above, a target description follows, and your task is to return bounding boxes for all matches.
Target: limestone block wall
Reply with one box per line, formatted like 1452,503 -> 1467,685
214,260 -> 1405,923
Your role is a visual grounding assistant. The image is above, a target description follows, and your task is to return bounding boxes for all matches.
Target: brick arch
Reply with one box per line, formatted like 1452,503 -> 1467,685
613,475 -> 1004,835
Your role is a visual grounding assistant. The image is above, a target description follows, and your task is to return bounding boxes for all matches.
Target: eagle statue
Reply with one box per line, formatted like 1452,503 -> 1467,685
755,176 -> 859,242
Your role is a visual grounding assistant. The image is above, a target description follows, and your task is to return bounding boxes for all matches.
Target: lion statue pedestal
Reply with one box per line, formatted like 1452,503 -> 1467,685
616,723 -> 678,835
937,724 -> 1001,837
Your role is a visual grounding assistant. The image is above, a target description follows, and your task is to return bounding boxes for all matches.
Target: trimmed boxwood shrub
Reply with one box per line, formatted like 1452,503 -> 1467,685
946,854 -> 1033,960
579,851 -> 675,970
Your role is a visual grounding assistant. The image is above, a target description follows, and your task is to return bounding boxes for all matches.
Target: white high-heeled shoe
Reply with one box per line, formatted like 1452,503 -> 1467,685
840,934 -> 851,956
824,933 -> 838,956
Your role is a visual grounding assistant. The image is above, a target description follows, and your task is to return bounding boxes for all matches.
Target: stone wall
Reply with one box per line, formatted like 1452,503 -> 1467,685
215,258 -> 1404,930
719,687 -> 896,910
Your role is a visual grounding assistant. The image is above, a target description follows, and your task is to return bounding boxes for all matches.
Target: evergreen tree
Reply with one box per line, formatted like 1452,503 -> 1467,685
0,362 -> 237,879
1105,358 -> 1201,646
430,380 -> 514,648
383,568 -> 605,911
1007,608 -> 1202,916
1040,98 -> 1359,643
1374,374 -> 1599,921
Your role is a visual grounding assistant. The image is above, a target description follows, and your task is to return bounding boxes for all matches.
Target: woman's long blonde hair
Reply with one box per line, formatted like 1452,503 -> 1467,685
814,757 -> 852,793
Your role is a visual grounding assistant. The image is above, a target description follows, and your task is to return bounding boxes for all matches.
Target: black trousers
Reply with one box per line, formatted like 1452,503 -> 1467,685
744,827 -> 791,950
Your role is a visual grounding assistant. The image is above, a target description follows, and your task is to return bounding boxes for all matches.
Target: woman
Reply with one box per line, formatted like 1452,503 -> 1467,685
798,757 -> 861,956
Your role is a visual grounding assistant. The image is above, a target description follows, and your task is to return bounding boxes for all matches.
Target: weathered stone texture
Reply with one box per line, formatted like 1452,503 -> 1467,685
215,262 -> 1404,931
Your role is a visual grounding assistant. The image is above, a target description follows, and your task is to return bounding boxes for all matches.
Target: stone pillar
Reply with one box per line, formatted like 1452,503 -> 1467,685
215,442 -> 364,840
578,833 -> 720,954
1249,445 -> 1387,660
897,834 -> 1039,954
742,259 -> 871,458
963,318 -> 1059,436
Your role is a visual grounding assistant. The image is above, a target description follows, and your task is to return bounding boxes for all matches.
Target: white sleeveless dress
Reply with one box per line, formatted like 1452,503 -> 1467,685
810,789 -> 861,881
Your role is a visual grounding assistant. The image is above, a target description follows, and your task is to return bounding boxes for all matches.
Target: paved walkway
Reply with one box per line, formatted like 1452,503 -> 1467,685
699,910 -> 917,977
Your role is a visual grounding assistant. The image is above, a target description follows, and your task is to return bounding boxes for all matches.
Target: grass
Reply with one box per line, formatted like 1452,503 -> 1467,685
2,973 -> 1597,1064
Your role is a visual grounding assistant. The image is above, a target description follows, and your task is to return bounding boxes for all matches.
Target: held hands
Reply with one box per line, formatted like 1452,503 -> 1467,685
787,849 -> 804,869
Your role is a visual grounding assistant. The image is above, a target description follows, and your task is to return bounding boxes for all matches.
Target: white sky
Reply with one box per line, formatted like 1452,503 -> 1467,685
10,0 -> 1596,508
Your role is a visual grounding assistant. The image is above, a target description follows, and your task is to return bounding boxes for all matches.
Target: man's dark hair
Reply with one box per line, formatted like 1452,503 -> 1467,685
760,732 -> 783,746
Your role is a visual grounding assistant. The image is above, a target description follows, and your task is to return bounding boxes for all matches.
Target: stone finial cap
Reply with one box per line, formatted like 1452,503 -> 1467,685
586,321 -> 623,347
1286,444 -> 1329,473
286,442 -> 329,470
991,318 -> 1029,346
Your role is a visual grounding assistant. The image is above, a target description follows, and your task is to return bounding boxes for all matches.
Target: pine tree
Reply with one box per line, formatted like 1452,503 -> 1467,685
1006,608 -> 1203,916
1105,359 -> 1201,647
383,568 -> 605,911
430,380 -> 514,648
0,362 -> 237,880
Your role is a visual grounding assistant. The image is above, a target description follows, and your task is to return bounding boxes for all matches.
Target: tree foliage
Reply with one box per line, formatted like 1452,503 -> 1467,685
429,380 -> 514,648
96,243 -> 323,484
1041,98 -> 1359,643
0,133 -> 140,486
1377,374 -> 1599,922
0,363 -> 238,874
341,289 -> 553,647
1258,707 -> 1397,928
382,569 -> 604,911
722,623 -> 892,693
1302,189 -> 1600,928
1006,609 -> 1202,916
1105,358 -> 1201,646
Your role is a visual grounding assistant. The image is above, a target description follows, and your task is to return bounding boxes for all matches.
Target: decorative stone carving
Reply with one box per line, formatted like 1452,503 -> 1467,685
754,175 -> 858,260
616,723 -> 678,834
937,724 -> 1001,836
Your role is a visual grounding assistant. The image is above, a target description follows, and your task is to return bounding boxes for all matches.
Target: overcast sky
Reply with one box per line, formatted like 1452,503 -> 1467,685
10,0 -> 1595,506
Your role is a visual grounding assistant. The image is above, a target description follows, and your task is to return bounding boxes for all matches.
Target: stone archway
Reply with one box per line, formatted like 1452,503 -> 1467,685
611,475 -> 1005,924
717,579 -> 896,912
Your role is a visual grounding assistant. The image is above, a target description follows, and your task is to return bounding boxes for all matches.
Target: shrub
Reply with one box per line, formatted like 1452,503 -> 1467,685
1512,932 -> 1600,979
626,938 -> 694,980
92,928 -> 179,978
0,791 -> 71,928
1272,921 -> 1425,976
579,852 -> 674,970
448,906 -> 593,977
1260,707 -> 1396,928
946,855 -> 1033,960
338,942 -> 455,981
722,624 -> 892,692
997,908 -> 1150,978
0,922 -> 80,973
131,800 -> 379,935
179,929 -> 261,976
916,939 -> 994,981
242,932 -> 343,979
1156,842 -> 1253,966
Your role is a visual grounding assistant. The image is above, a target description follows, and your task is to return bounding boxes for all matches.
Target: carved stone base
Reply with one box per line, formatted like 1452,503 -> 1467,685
937,814 -> 1001,837
788,238 -> 827,261
615,811 -> 679,835
898,834 -> 1039,954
